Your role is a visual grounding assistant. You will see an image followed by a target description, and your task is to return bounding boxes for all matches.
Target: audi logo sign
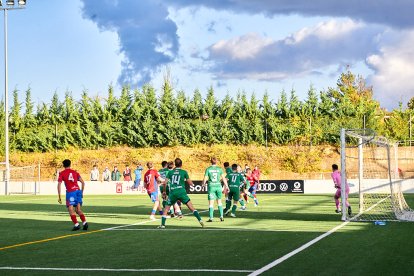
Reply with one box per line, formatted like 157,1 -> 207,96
187,180 -> 304,194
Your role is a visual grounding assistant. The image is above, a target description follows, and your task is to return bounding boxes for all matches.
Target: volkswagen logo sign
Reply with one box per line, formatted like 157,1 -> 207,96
279,182 -> 289,192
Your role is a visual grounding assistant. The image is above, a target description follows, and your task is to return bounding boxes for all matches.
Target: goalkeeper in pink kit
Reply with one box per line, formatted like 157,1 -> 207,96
331,164 -> 351,215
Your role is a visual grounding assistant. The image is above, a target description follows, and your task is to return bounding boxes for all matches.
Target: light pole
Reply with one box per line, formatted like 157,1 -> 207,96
1,0 -> 26,195
258,100 -> 272,149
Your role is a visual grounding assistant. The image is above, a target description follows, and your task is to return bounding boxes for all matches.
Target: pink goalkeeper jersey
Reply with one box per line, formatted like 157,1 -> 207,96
331,170 -> 349,190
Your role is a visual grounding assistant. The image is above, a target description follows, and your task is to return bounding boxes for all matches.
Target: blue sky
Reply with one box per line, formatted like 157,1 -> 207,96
1,0 -> 413,111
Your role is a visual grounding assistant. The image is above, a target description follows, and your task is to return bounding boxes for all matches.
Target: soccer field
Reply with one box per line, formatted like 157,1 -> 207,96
1,194 -> 414,275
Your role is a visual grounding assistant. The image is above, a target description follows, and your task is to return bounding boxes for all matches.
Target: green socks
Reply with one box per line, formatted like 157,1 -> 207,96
193,210 -> 202,221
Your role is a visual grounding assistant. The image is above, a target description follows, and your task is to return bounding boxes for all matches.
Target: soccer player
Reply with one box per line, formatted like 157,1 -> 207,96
144,162 -> 165,220
246,168 -> 259,206
331,164 -> 352,215
224,164 -> 246,217
224,162 -> 232,176
57,159 -> 89,231
223,161 -> 231,200
158,158 -> 204,228
202,157 -> 229,222
159,161 -> 182,218
237,164 -> 248,210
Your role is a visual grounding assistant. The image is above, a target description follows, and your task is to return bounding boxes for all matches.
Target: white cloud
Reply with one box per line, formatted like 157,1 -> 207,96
210,33 -> 273,60
366,31 -> 414,109
290,20 -> 364,43
207,19 -> 381,80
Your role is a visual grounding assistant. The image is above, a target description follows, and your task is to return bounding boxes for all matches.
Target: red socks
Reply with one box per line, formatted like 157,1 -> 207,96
79,214 -> 86,222
70,215 -> 78,224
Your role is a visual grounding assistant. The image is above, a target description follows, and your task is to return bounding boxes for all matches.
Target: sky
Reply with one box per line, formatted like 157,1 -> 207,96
0,0 -> 413,111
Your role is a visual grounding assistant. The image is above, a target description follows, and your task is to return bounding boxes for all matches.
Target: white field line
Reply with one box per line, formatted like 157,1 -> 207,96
108,228 -> 307,232
0,267 -> 253,273
249,195 -> 391,274
249,220 -> 350,276
0,198 -> 47,203
102,209 -> 209,231
103,196 -> 278,231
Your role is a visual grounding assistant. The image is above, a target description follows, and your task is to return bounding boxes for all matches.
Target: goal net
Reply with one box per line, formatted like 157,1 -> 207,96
0,163 -> 38,195
341,129 -> 414,221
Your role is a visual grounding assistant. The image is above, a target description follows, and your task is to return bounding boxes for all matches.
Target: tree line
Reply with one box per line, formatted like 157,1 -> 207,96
0,70 -> 413,153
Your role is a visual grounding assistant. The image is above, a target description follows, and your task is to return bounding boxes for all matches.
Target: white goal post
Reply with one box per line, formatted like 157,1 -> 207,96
340,128 -> 414,221
0,163 -> 39,195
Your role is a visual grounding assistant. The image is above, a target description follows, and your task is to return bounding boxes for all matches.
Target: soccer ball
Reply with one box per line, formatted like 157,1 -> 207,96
241,206 -> 246,210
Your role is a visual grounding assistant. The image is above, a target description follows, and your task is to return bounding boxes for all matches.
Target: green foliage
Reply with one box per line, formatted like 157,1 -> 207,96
1,70 -> 412,154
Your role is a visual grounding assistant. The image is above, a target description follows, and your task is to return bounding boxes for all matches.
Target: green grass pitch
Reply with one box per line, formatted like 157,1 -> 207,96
1,194 -> 414,275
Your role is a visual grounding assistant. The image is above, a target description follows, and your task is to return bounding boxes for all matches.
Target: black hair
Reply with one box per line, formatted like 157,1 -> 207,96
224,162 -> 230,168
231,163 -> 238,170
161,161 -> 168,168
332,164 -> 339,170
62,159 -> 71,168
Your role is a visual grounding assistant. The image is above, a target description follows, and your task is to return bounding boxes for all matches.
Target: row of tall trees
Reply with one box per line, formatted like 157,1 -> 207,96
0,71 -> 413,153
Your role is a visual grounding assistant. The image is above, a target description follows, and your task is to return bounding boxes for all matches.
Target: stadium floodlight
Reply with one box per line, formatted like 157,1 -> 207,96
1,1 -> 26,195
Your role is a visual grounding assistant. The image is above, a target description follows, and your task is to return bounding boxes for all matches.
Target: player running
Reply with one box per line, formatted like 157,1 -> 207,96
143,162 -> 165,220
331,164 -> 351,215
246,168 -> 259,206
158,158 -> 204,228
57,159 -> 89,231
202,157 -> 229,222
224,163 -> 246,217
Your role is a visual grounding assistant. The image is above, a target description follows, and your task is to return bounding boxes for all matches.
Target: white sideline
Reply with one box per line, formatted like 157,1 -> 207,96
102,209 -> 209,231
0,267 -> 253,273
249,220 -> 350,276
109,228 -> 312,232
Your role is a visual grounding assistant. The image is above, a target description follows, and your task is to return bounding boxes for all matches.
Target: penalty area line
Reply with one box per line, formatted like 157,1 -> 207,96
249,220 -> 350,276
0,267 -> 254,273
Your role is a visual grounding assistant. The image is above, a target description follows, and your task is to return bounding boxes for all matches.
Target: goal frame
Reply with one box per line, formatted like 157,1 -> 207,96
340,128 -> 414,221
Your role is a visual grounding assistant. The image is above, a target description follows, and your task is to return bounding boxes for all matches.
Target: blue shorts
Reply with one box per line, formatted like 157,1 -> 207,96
148,191 -> 159,203
66,190 -> 83,207
248,185 -> 257,195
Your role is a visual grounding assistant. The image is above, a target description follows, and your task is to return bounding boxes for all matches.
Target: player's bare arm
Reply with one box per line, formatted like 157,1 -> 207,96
221,175 -> 229,190
201,175 -> 208,187
57,181 -> 62,204
79,176 -> 85,194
